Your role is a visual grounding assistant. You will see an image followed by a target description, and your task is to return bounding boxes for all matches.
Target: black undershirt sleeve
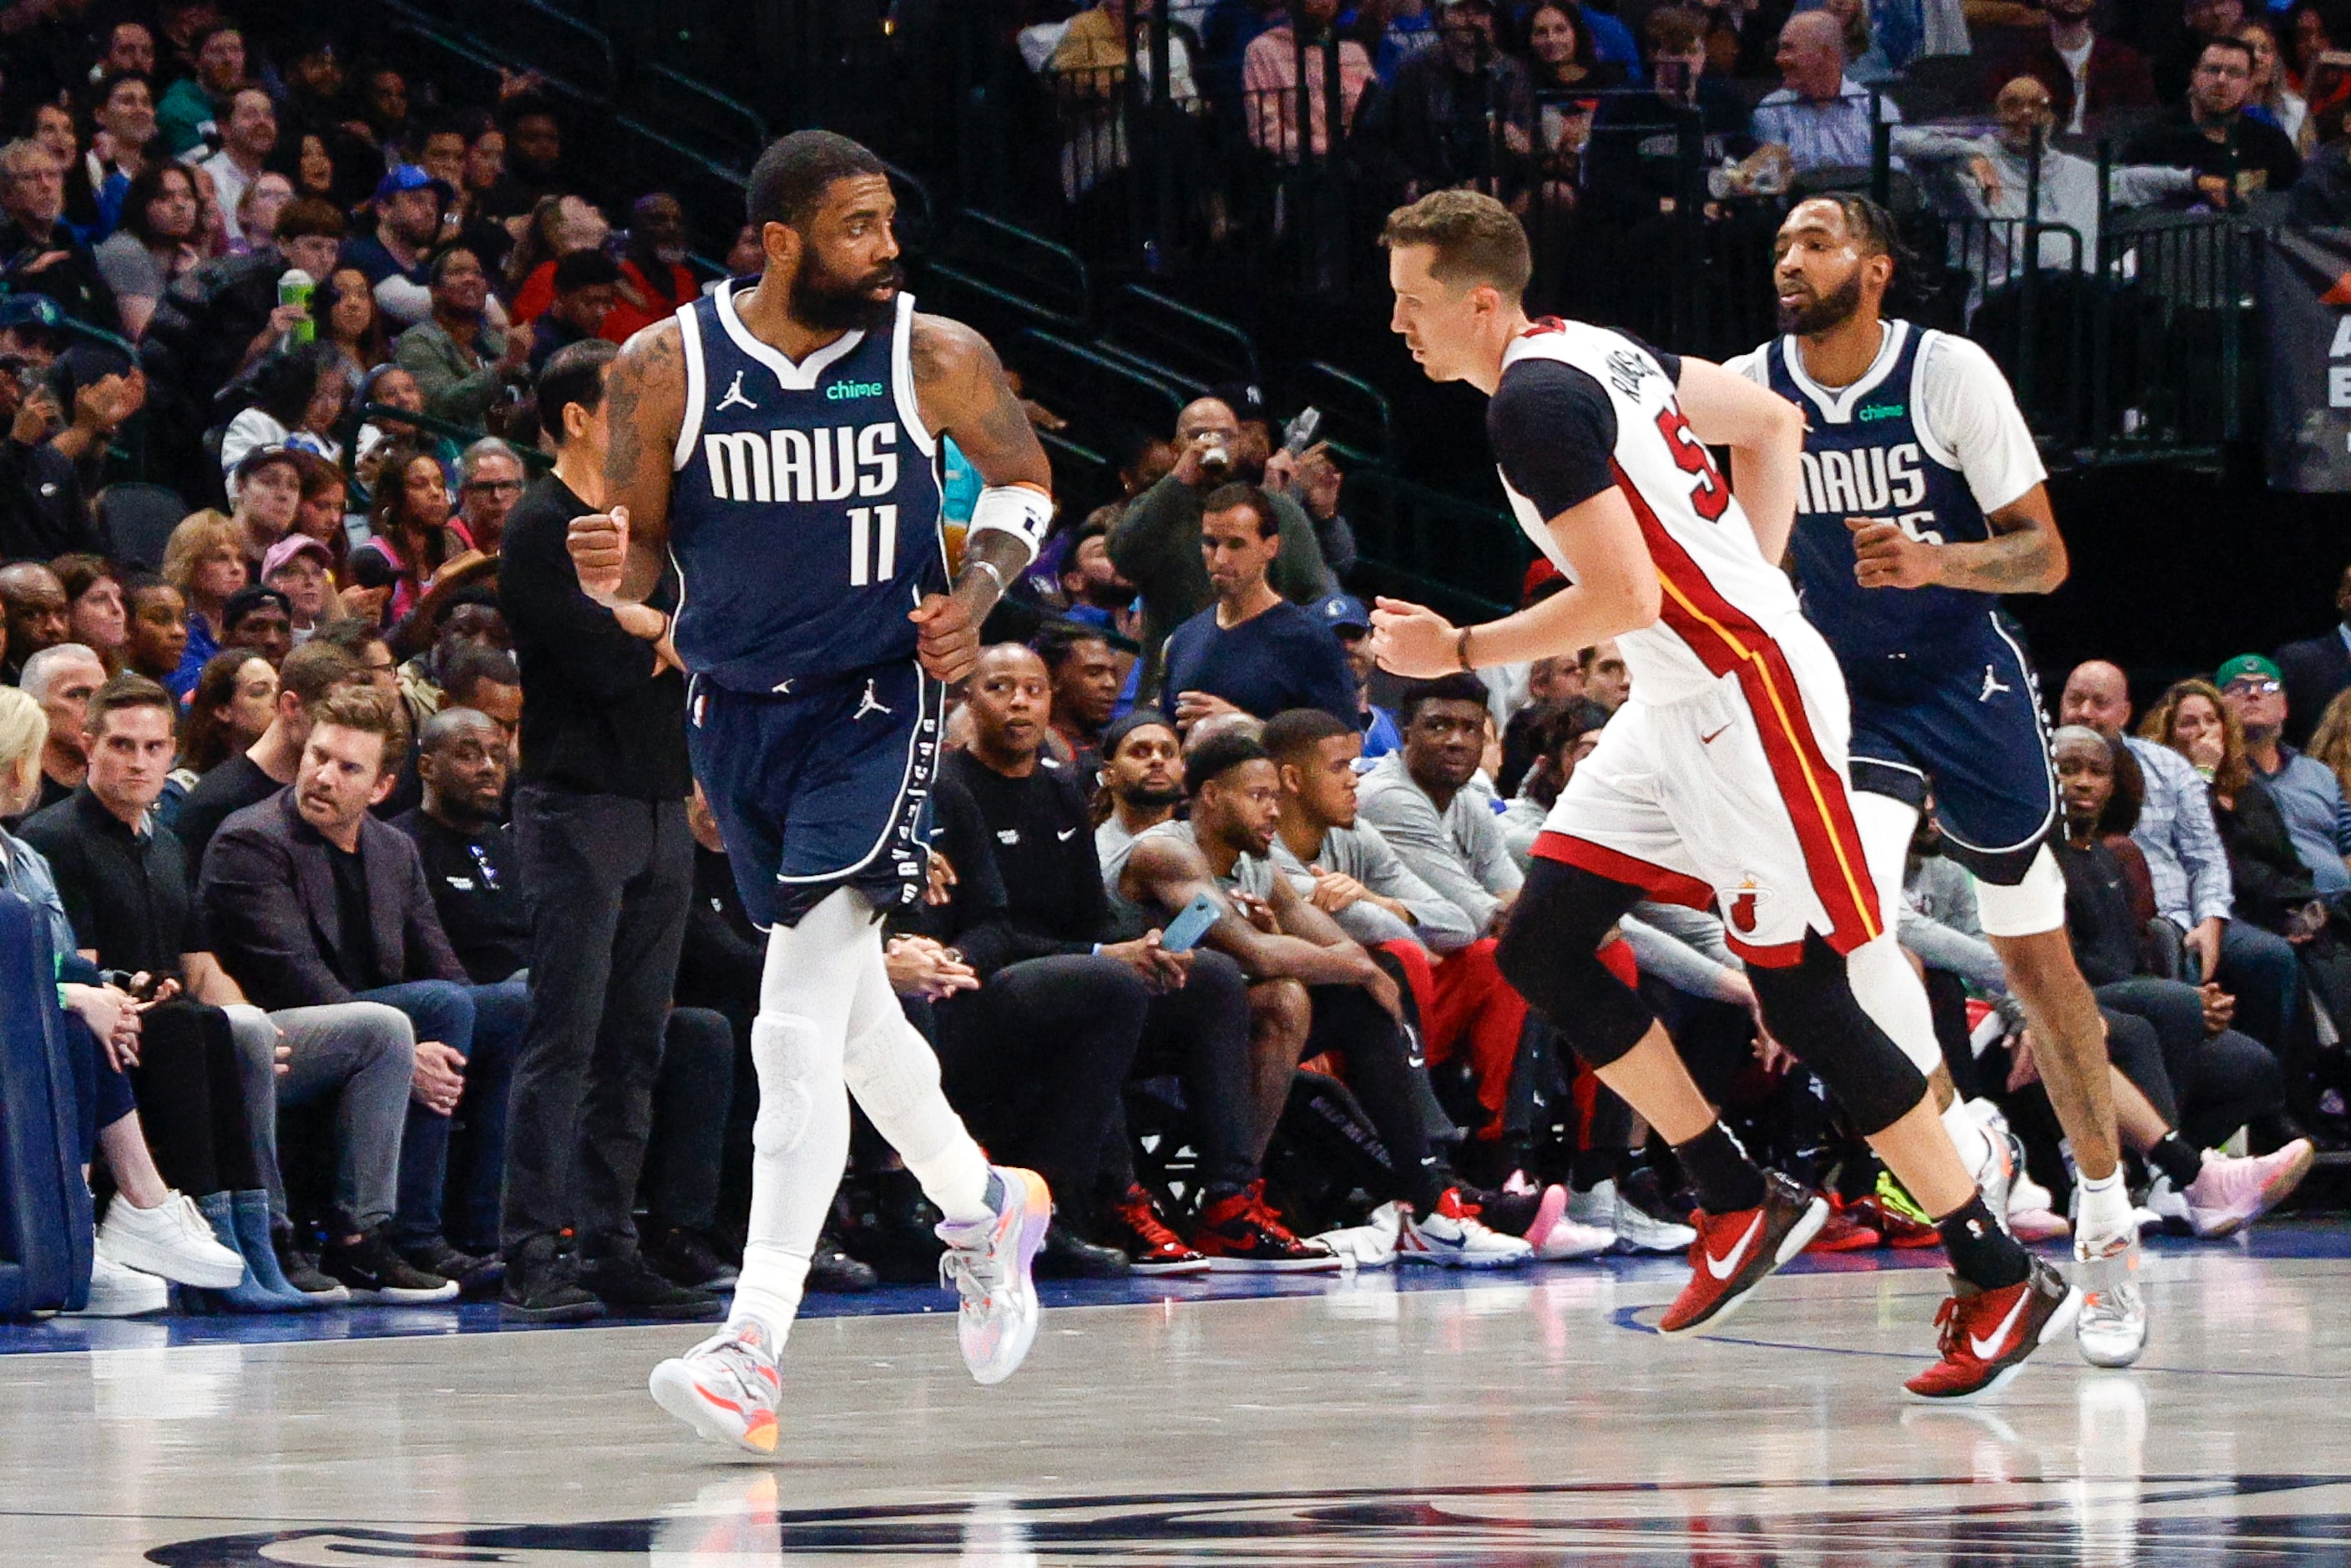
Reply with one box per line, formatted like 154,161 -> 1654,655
1486,359 -> 1623,520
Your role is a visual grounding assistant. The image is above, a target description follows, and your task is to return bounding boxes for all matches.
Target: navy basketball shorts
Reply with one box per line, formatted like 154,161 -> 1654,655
1843,614 -> 2058,886
687,659 -> 943,928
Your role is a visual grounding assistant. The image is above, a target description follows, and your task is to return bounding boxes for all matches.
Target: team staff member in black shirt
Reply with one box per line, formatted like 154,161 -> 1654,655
494,339 -> 706,1324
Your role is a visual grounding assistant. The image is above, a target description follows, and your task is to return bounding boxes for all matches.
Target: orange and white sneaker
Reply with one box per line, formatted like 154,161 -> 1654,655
1904,1257 -> 2082,1402
649,1320 -> 782,1454
1657,1171 -> 1827,1335
936,1165 -> 1052,1385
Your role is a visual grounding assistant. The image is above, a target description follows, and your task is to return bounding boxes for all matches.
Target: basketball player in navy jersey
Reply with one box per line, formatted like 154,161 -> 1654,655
567,131 -> 1059,1454
1370,190 -> 2074,1401
1726,195 -> 2165,1368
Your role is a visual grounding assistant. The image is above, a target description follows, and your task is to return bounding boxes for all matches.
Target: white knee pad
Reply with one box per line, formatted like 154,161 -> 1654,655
841,1014 -> 942,1129
749,1016 -> 833,1160
1973,846 -> 2067,938
1846,931 -> 1944,1077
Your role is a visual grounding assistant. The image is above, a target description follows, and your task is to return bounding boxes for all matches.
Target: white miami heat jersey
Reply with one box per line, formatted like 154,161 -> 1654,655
1494,319 -> 1805,706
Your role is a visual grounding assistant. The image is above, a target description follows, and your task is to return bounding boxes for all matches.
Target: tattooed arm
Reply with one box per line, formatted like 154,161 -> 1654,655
908,312 -> 1054,681
1847,484 -> 2068,596
566,320 -> 686,608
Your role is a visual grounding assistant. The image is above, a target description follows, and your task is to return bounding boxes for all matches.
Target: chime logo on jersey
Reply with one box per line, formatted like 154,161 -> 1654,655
702,422 -> 901,503
1795,442 -> 1938,532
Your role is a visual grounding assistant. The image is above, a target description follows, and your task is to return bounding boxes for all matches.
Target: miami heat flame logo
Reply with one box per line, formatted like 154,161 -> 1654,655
1727,879 -> 1765,936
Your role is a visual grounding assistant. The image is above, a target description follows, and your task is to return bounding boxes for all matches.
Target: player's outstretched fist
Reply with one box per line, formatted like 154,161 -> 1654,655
569,503 -> 630,604
1370,595 -> 1463,678
911,593 -> 980,685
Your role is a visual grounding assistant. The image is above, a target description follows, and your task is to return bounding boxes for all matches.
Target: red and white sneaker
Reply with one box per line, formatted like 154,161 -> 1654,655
1191,1181 -> 1342,1272
1657,1171 -> 1827,1335
1105,1185 -> 1211,1276
649,1320 -> 783,1454
1804,1196 -> 1881,1253
1905,1257 -> 2081,1402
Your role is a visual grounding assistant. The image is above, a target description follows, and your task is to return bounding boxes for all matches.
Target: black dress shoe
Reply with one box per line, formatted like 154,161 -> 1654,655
580,1255 -> 725,1321
807,1232 -> 878,1293
642,1224 -> 741,1289
1033,1221 -> 1130,1279
500,1233 -> 604,1324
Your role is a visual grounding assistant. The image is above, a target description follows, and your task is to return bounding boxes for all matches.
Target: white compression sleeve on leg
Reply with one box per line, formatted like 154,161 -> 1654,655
731,888 -> 868,1346
841,914 -> 993,1224
1972,846 -> 2069,938
1846,792 -> 1944,1079
1939,1096 -> 1995,1181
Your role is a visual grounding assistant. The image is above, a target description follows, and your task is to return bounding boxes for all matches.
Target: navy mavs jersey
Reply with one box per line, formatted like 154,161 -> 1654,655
1764,321 -> 2056,881
669,283 -> 948,926
670,282 -> 948,692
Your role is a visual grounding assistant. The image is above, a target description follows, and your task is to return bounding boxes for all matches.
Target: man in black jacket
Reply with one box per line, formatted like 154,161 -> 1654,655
493,339 -> 707,1323
198,685 -> 529,1290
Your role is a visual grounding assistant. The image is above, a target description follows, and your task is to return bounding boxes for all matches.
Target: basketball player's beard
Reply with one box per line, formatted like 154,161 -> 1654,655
791,259 -> 903,332
1120,785 -> 1185,812
1777,271 -> 1864,336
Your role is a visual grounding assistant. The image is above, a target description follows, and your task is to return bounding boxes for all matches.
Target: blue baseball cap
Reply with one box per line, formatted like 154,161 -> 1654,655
1317,594 -> 1371,632
373,164 -> 452,205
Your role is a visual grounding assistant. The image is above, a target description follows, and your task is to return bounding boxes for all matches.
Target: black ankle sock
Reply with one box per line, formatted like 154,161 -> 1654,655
1935,1193 -> 2031,1290
2147,1132 -> 2203,1189
1671,1123 -> 1767,1213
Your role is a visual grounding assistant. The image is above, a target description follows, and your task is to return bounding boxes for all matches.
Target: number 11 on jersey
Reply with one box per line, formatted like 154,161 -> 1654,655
848,504 -> 898,587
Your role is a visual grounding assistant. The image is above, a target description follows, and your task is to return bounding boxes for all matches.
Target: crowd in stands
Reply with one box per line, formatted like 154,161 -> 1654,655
0,0 -> 2345,1323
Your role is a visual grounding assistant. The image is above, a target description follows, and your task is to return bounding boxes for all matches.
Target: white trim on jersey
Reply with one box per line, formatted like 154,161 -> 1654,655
1779,320 -> 1908,425
712,278 -> 867,391
671,300 -> 707,473
1906,329 -> 1961,473
891,291 -> 938,460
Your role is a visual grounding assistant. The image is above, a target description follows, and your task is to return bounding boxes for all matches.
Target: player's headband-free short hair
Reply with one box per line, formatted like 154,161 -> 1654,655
746,129 -> 888,235
1184,731 -> 1271,797
1397,673 -> 1493,724
1261,706 -> 1357,761
1379,189 -> 1533,300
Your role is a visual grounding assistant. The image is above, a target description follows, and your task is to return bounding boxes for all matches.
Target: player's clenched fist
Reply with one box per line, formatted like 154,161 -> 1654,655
1369,595 -> 1462,678
910,593 -> 979,684
1847,516 -> 1939,591
568,503 -> 630,605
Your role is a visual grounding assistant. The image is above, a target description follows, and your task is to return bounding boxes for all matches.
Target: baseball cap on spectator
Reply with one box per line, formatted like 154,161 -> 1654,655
232,444 -> 302,486
263,534 -> 334,581
223,584 -> 294,631
47,341 -> 135,403
2216,655 -> 2282,689
1207,380 -> 1270,425
374,163 -> 453,205
1317,594 -> 1371,634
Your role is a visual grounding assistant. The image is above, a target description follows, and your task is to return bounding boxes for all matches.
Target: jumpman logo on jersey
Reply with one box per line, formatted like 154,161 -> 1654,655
1979,665 -> 2013,704
715,370 -> 758,414
853,679 -> 893,721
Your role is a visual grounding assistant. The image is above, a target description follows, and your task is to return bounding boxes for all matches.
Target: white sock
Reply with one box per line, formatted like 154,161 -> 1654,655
1940,1099 -> 1996,1184
2076,1169 -> 2134,1257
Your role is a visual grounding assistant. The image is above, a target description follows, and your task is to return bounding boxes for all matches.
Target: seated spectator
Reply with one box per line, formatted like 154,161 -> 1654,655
1054,519 -> 1143,641
927,645 -> 1257,1273
450,438 -> 528,555
1358,675 -> 1522,937
354,444 -> 459,632
1582,638 -> 1631,710
220,584 -> 294,670
1095,710 -> 1189,893
197,85 -> 276,227
342,166 -> 446,330
94,162 -> 205,339
0,343 -> 139,561
17,642 -> 106,817
1494,654 -> 1585,796
174,638 -> 360,877
1499,695 -> 1610,867
286,450 -> 359,586
122,574 -> 190,687
0,683 -> 250,1313
1525,2 -> 1631,94
1243,0 -> 1378,161
394,246 -> 533,429
483,97 -> 571,223
1369,0 -> 1538,201
22,671 -> 425,1308
198,684 -> 528,1288
1978,0 -> 2156,133
0,559 -> 73,682
1034,624 -> 1124,775
220,344 -> 350,478
2064,661 -> 2303,1056
316,266 -> 392,391
2217,655 -> 2351,899
0,139 -> 121,333
1115,729 -> 1531,1264
53,555 -> 128,674
1752,10 -> 1900,176
224,447 -> 306,566
1111,398 -> 1335,697
74,68 -> 159,240
1163,484 -> 1359,733
232,173 -> 296,259
163,649 -> 276,826
263,534 -> 337,643
154,20 -> 244,157
2152,0 -> 2252,104
2273,563 -> 2351,746
2122,36 -> 2303,204
527,249 -> 622,375
604,193 -> 702,342
159,509 -> 249,696
503,194 -> 612,320
1315,594 -> 1402,761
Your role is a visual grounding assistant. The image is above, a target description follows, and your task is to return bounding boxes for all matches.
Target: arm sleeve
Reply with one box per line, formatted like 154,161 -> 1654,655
1106,476 -> 1188,590
1486,358 -> 1621,518
2165,766 -> 2237,924
1920,332 -> 2047,514
198,827 -> 356,1009
1352,820 -> 1478,953
2109,163 -> 2197,206
1896,904 -> 2013,997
